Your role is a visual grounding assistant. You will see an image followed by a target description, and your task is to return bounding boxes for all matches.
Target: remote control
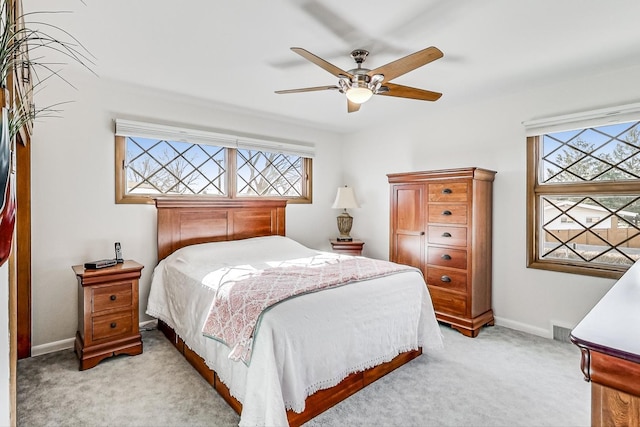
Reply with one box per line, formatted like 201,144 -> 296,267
84,259 -> 117,269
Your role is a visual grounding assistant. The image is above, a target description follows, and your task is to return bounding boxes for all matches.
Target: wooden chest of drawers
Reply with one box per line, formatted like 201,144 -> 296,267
72,260 -> 144,370
388,167 -> 496,337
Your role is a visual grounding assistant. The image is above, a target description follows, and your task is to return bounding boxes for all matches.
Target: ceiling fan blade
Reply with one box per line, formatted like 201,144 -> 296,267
290,47 -> 353,79
299,0 -> 359,44
377,83 -> 442,101
368,46 -> 443,83
275,85 -> 339,94
347,99 -> 361,113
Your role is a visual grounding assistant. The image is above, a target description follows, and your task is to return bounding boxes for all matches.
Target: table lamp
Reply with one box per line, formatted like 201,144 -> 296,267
332,185 -> 360,241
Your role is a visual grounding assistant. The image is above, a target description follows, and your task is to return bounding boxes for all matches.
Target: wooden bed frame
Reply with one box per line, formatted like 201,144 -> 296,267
154,197 -> 422,426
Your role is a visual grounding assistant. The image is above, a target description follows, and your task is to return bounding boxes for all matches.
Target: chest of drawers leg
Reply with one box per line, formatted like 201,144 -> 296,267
72,260 -> 144,370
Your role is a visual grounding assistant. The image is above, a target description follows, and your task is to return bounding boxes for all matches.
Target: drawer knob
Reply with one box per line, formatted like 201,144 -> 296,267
442,210 -> 452,216
110,295 -> 116,301
441,275 -> 452,283
441,254 -> 452,260
442,188 -> 452,194
420,231 -> 425,235
442,232 -> 452,238
110,322 -> 117,328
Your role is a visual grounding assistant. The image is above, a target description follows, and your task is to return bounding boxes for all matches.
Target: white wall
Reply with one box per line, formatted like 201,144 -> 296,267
28,59 -> 640,348
0,262 -> 9,426
343,63 -> 640,337
29,72 -> 345,348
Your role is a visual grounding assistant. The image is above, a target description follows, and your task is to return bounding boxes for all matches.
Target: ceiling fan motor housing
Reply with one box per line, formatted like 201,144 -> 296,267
350,49 -> 369,64
350,71 -> 371,89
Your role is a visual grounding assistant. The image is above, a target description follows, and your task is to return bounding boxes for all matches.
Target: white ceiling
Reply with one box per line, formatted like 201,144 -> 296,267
23,0 -> 640,133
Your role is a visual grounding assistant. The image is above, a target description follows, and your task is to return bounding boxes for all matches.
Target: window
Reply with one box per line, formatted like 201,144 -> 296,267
527,113 -> 640,279
114,120 -> 313,204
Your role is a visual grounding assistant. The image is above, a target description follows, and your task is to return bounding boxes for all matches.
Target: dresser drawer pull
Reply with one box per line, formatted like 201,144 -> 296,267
442,232 -> 452,238
420,231 -> 425,235
110,295 -> 116,301
441,254 -> 452,260
110,322 -> 117,328
442,188 -> 452,194
442,210 -> 452,216
441,275 -> 452,283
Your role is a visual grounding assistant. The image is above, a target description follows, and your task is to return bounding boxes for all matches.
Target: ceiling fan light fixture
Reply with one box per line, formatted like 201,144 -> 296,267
276,46 -> 444,113
346,87 -> 373,104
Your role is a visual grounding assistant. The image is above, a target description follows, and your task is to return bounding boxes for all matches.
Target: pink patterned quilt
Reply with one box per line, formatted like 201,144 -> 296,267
201,256 -> 415,364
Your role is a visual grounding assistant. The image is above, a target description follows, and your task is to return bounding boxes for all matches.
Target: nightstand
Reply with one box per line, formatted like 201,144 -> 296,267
73,260 -> 144,370
330,239 -> 365,256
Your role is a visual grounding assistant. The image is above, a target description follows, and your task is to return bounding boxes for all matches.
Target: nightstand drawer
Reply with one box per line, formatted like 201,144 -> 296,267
427,204 -> 467,225
427,247 -> 467,269
92,312 -> 133,341
92,282 -> 132,313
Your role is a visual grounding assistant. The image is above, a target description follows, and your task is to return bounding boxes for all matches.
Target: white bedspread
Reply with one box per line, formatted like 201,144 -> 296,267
146,236 -> 443,427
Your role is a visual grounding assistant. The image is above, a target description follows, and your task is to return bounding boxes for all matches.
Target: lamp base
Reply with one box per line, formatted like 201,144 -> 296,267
336,211 -> 354,243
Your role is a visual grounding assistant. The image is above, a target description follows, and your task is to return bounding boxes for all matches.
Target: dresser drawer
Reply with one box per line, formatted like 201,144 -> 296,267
427,246 -> 467,269
92,311 -> 133,341
92,282 -> 133,313
428,182 -> 468,202
428,287 -> 467,317
427,204 -> 467,224
428,225 -> 467,247
426,267 -> 467,292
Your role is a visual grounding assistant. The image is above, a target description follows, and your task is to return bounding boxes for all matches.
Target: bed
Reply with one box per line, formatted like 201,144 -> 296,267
146,198 -> 442,426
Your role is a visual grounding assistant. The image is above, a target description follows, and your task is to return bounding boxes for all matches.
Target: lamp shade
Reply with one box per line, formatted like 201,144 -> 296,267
332,186 -> 360,209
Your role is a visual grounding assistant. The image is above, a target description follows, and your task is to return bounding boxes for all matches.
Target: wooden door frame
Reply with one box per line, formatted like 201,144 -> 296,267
15,133 -> 30,359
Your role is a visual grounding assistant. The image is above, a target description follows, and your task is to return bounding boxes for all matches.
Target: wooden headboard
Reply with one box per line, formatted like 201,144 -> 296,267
155,198 -> 286,261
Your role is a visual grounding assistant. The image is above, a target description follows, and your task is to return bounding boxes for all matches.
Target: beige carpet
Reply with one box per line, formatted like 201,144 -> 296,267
17,324 -> 590,426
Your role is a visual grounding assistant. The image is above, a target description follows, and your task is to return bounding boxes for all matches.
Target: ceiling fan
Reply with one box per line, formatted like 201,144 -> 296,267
275,46 -> 443,113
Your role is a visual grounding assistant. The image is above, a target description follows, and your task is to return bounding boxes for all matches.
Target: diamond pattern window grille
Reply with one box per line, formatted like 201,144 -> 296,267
541,195 -> 640,267
236,149 -> 304,197
125,137 -> 226,196
541,121 -> 640,183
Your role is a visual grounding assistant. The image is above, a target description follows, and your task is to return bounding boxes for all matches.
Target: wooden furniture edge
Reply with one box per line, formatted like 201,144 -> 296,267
387,167 -> 497,183
158,320 -> 422,426
572,344 -> 640,398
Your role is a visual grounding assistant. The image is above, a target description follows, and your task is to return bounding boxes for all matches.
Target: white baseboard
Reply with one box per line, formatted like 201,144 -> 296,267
31,337 -> 76,357
494,316 -> 551,339
32,318 -> 552,356
30,319 -> 159,357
